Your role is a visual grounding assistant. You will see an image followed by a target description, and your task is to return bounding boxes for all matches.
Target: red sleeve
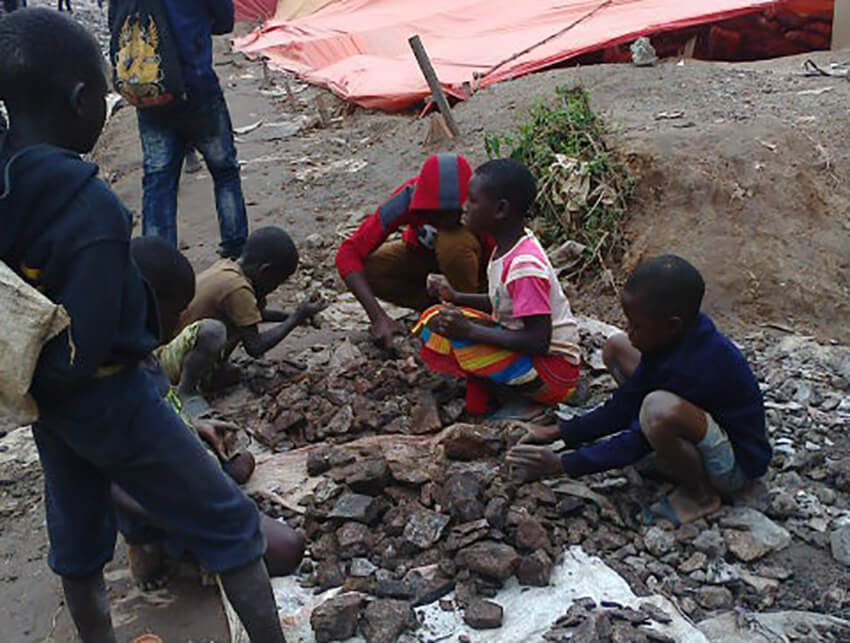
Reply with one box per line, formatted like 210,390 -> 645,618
335,183 -> 415,278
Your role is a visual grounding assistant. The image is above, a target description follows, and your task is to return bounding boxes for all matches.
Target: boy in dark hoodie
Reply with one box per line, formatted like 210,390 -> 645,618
0,9 -> 285,642
508,256 -> 770,526
335,153 -> 494,349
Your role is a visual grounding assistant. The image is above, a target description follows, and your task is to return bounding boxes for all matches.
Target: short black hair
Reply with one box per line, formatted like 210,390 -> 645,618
242,226 -> 298,276
0,8 -> 103,107
623,255 -> 705,323
131,236 -> 195,306
474,158 -> 537,216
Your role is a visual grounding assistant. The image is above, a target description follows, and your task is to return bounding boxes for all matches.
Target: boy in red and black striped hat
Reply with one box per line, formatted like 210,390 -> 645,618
336,153 -> 494,349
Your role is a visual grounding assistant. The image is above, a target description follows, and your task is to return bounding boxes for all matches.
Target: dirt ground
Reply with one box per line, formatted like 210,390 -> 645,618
4,2 -> 850,640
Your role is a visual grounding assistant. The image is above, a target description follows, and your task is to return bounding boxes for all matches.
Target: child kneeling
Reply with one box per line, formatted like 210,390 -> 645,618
413,159 -> 581,416
508,255 -> 771,526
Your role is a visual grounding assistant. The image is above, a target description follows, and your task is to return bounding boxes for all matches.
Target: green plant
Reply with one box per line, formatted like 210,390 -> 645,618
485,86 -> 632,281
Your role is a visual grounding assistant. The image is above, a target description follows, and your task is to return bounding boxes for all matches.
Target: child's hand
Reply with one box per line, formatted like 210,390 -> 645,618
428,305 -> 472,340
427,273 -> 456,303
195,421 -> 227,458
371,314 -> 405,350
516,423 -> 561,445
295,293 -> 328,323
506,445 -> 563,479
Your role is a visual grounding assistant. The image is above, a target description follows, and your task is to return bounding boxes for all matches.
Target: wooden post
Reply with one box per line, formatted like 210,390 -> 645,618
408,35 -> 460,138
283,79 -> 297,111
833,0 -> 850,50
315,94 -> 330,128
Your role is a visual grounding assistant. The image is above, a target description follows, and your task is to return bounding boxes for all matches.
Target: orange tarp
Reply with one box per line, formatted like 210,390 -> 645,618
233,0 -> 833,111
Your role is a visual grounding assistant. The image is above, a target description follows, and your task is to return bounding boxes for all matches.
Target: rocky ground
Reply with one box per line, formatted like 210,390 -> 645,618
3,1 -> 850,641
234,322 -> 850,642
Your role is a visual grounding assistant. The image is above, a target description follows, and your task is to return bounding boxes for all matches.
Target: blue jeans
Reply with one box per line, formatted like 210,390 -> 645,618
33,366 -> 265,576
137,92 -> 248,258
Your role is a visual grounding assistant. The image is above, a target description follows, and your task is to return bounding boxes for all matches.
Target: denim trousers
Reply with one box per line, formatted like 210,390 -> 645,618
137,91 -> 248,258
34,365 -> 264,577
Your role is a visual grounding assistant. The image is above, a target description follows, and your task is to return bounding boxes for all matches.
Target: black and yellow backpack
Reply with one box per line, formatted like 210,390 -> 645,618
108,0 -> 186,108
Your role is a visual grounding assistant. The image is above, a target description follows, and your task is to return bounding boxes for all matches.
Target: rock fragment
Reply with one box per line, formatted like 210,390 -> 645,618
463,598 -> 503,629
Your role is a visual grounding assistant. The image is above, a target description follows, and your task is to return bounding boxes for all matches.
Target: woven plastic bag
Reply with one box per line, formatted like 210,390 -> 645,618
0,260 -> 71,426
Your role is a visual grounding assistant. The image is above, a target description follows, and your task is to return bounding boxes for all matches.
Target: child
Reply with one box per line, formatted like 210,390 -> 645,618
413,159 -> 581,416
118,237 -> 305,588
131,234 -> 227,415
335,153 -> 495,349
0,9 -> 284,642
178,225 -> 324,379
508,255 -> 771,526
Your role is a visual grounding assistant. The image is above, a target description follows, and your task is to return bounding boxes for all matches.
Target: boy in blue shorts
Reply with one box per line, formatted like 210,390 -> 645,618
0,9 -> 285,642
509,255 -> 771,525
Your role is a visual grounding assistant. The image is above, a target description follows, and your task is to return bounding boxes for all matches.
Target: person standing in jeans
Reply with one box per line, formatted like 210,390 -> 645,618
124,0 -> 249,259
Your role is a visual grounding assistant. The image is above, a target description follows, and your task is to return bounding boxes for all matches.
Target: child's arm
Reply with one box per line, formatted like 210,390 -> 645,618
428,305 -> 551,355
507,422 -> 653,479
427,274 -> 492,313
236,298 -> 323,358
261,309 -> 290,323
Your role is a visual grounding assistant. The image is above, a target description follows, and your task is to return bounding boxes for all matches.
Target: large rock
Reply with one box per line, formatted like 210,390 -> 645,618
442,423 -> 504,461
463,598 -> 504,629
316,558 -> 345,589
644,526 -> 675,557
326,404 -> 354,436
721,508 -> 791,562
337,522 -> 372,559
441,473 -> 484,523
332,457 -> 389,496
328,492 -> 380,524
403,566 -> 455,605
457,541 -> 519,580
695,586 -> 734,611
830,523 -> 850,567
517,549 -> 553,586
311,593 -> 364,643
442,472 -> 485,522
445,519 -> 491,552
410,390 -> 443,434
692,527 -> 727,558
485,497 -> 508,530
361,599 -> 415,643
403,508 -> 451,550
515,518 -> 551,552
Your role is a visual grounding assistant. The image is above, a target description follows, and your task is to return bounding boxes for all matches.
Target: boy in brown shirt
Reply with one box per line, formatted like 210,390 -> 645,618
179,226 -> 324,375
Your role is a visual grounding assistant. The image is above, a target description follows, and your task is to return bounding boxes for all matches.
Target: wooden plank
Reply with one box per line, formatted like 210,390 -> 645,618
833,0 -> 850,50
408,35 -> 461,138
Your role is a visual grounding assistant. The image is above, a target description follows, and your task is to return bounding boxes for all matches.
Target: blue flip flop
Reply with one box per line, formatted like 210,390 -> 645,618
640,495 -> 682,528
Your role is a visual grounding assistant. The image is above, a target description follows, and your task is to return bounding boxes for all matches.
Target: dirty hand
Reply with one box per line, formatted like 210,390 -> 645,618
517,423 -> 562,445
194,421 -> 227,458
371,314 -> 405,350
427,273 -> 456,303
295,294 -> 328,323
506,445 -> 563,478
428,305 -> 472,340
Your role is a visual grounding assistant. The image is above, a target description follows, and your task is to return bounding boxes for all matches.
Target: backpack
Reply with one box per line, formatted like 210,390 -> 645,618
108,0 -> 186,108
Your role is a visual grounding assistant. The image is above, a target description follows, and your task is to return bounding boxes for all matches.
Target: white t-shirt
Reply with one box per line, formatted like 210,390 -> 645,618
486,231 -> 581,365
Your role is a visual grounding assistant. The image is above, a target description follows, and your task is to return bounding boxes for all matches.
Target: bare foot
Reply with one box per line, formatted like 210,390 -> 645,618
647,486 -> 721,526
128,544 -> 176,591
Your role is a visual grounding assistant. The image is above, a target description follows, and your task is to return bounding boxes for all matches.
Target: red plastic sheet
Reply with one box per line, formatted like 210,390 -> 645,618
233,0 -> 834,111
234,0 -> 276,22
